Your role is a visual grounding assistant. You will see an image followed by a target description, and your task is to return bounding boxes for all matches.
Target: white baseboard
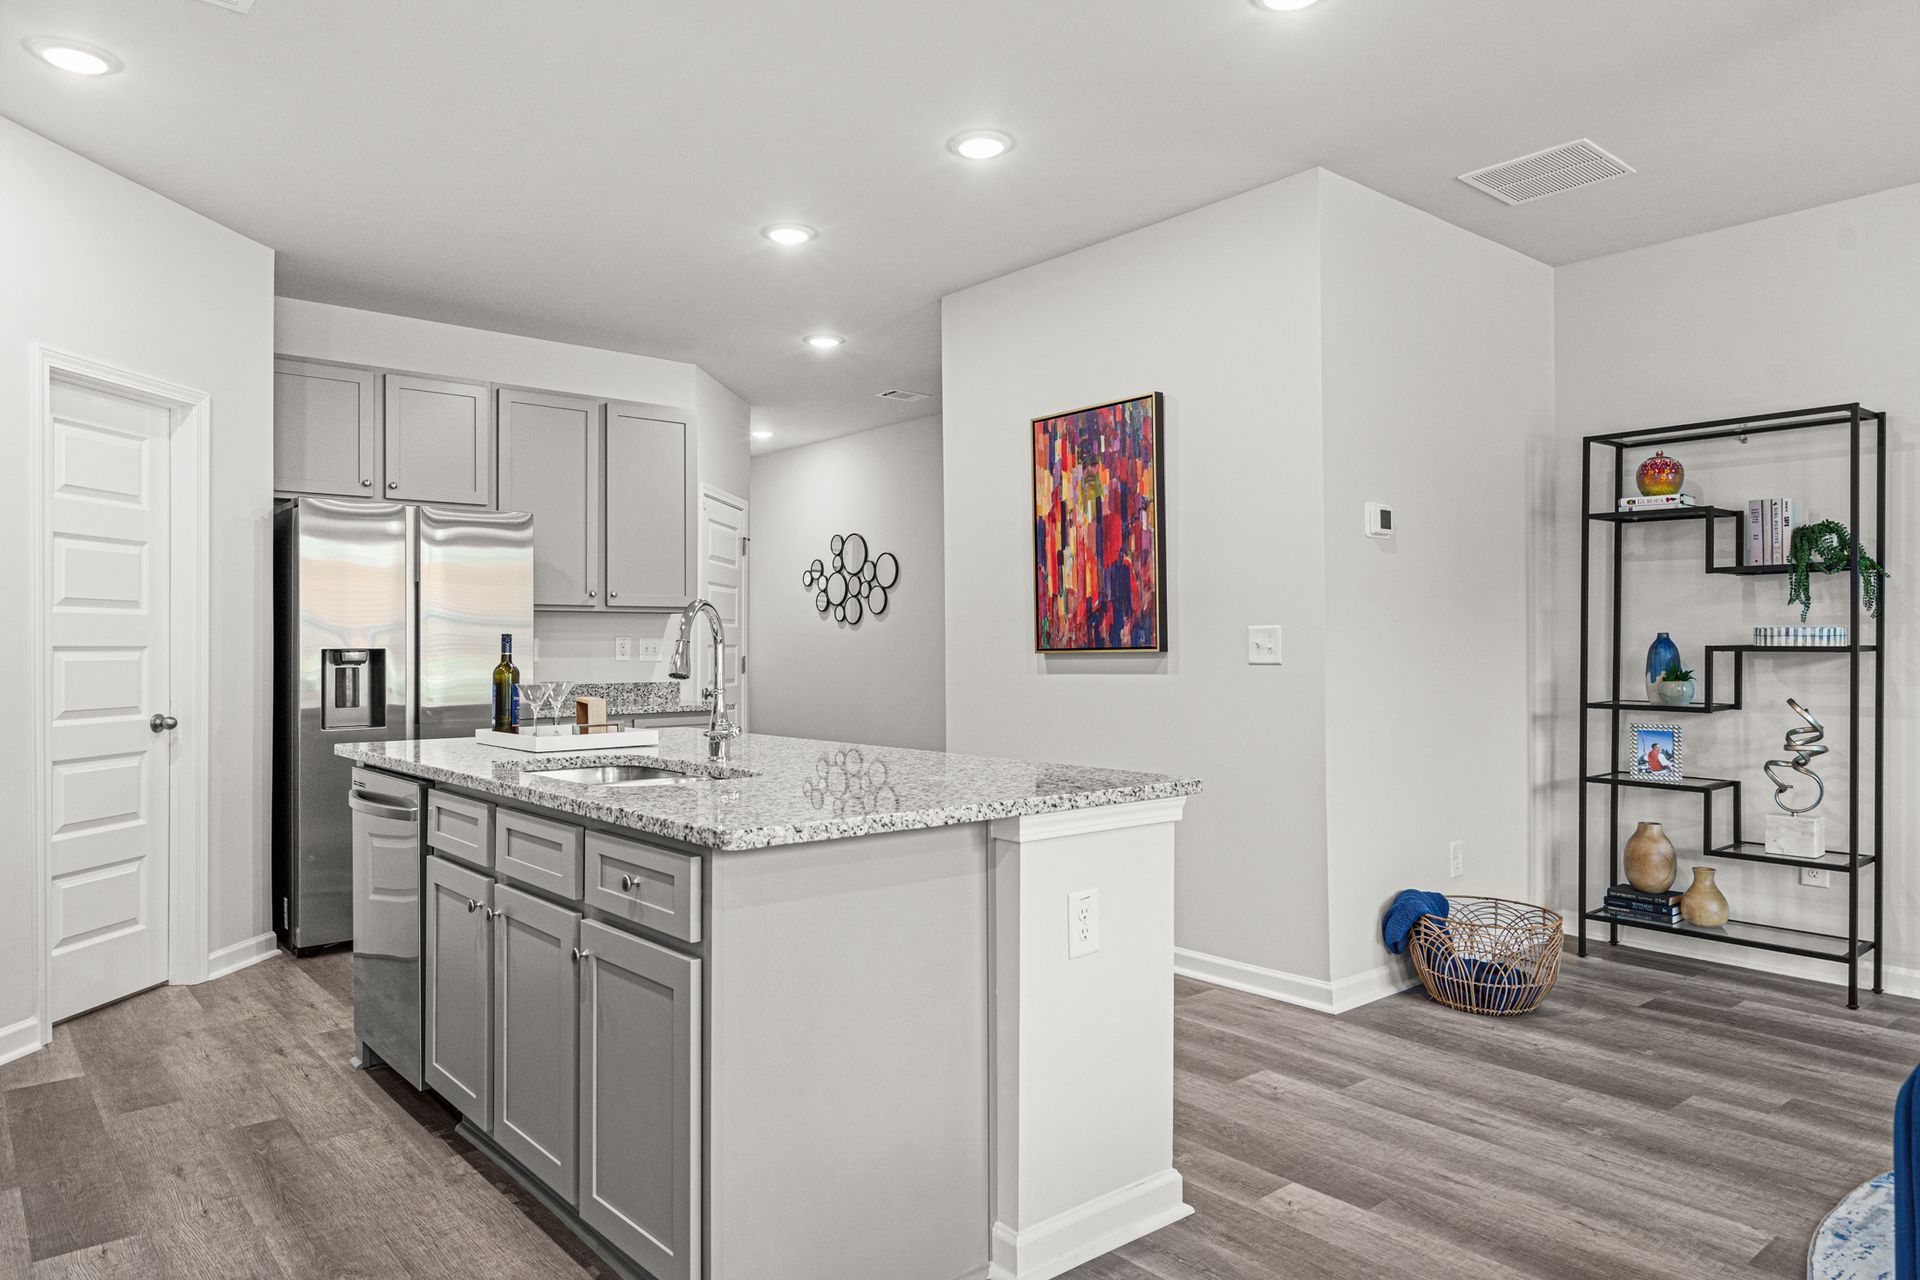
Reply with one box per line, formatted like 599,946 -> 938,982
207,932 -> 280,980
1175,947 -> 1419,1015
1598,928 -> 1920,999
0,1016 -> 45,1067
989,1168 -> 1190,1280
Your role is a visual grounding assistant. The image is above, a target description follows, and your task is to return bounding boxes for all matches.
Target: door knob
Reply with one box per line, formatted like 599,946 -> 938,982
149,713 -> 178,733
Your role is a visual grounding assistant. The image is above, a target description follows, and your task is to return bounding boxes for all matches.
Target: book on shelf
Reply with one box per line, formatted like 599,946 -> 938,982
1747,500 -> 1764,566
1746,497 -> 1798,564
1604,904 -> 1683,924
1616,493 -> 1695,512
1605,884 -> 1683,907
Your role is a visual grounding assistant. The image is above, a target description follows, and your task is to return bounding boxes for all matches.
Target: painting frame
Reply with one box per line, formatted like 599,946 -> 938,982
1629,723 -> 1684,783
1031,391 -> 1168,654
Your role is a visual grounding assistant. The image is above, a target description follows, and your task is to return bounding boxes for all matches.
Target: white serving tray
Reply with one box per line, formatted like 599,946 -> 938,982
474,727 -> 661,753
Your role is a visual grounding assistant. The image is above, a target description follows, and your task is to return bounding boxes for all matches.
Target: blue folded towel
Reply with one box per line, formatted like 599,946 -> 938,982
1383,890 -> 1449,955
1897,1062 -> 1918,1278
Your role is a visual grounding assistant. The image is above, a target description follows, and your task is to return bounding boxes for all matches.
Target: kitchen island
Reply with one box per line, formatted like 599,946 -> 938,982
338,729 -> 1200,1280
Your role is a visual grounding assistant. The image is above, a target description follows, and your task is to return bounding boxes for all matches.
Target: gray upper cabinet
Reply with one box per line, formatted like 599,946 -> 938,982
604,402 -> 697,610
385,375 -> 494,506
274,359 -> 378,497
498,389 -> 601,607
425,855 -> 493,1127
577,919 -> 701,1280
491,883 -> 580,1206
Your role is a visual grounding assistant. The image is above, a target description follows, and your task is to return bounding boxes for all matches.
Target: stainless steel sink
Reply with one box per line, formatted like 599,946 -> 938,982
526,764 -> 691,787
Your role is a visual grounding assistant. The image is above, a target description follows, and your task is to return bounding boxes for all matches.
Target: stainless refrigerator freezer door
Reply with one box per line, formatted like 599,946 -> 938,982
350,766 -> 425,1089
415,506 -> 535,738
282,498 -> 410,950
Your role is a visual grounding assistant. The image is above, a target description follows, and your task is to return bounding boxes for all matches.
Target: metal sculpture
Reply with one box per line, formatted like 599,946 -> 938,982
1763,698 -> 1828,815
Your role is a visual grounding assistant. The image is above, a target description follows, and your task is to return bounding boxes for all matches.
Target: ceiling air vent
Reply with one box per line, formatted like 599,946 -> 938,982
876,389 -> 930,403
1458,139 -> 1634,206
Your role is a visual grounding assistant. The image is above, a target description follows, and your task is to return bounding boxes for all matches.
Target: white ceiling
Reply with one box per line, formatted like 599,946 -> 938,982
4,1 -> 1917,453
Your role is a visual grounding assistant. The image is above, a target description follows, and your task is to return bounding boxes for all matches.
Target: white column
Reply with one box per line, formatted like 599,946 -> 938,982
988,797 -> 1190,1280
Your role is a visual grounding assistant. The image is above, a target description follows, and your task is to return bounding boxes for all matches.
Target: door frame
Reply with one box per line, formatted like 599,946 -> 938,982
27,345 -> 213,1049
700,484 -> 748,731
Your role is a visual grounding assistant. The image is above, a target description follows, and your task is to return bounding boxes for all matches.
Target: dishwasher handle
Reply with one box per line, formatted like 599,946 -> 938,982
348,788 -> 419,822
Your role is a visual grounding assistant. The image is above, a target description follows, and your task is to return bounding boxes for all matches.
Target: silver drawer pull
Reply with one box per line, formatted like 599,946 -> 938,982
484,906 -> 501,919
620,874 -> 638,893
571,947 -> 591,963
465,898 -> 481,913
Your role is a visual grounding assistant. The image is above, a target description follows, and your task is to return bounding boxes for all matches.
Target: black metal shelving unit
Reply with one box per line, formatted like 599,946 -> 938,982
1577,404 -> 1888,1008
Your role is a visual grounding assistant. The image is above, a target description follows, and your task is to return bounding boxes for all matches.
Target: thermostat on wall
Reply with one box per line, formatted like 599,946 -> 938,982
1365,502 -> 1394,539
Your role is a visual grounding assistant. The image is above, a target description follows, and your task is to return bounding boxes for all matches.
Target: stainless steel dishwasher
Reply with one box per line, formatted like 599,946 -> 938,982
349,766 -> 426,1087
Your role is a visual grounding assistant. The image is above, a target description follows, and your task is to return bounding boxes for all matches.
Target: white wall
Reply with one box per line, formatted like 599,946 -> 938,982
944,173 -> 1335,982
1318,173 -> 1556,987
1,116 -> 276,1038
1551,183 -> 1920,992
749,417 -> 946,749
942,170 -> 1553,1005
274,298 -> 750,690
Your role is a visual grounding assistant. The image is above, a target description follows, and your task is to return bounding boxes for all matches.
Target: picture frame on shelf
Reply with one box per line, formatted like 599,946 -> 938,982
1629,723 -> 1683,783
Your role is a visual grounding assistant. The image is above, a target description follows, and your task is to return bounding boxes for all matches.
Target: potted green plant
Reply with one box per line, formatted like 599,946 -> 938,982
1652,659 -> 1696,707
1787,520 -> 1886,622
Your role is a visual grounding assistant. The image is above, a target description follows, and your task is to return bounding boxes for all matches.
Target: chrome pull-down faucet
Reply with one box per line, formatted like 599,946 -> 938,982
669,598 -> 740,762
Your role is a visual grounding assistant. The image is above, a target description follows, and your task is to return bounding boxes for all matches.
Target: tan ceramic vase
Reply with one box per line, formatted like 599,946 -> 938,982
1681,866 -> 1729,927
1623,821 -> 1677,893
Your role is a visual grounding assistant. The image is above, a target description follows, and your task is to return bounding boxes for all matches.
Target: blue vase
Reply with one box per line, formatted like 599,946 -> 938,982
1646,632 -> 1680,693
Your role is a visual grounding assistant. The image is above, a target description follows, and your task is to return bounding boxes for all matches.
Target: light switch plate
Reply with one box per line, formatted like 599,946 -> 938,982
638,637 -> 664,662
614,637 -> 632,662
1248,625 -> 1282,665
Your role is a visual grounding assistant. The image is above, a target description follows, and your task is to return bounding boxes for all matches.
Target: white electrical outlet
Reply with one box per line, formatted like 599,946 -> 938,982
1800,866 -> 1831,889
615,637 -> 633,662
1449,840 -> 1464,879
1068,889 -> 1099,959
1247,625 -> 1282,665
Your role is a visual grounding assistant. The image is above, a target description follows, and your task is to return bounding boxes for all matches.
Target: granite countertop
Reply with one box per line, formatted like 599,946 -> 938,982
569,681 -> 712,717
336,729 -> 1201,851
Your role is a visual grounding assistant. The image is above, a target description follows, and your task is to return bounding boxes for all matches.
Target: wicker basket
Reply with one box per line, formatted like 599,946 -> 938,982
1409,896 -> 1563,1016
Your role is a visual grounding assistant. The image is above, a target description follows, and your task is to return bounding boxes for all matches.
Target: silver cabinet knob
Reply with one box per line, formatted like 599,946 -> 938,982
387,481 -> 399,490
465,898 -> 481,913
570,947 -> 591,963
484,906 -> 501,920
149,713 -> 178,733
620,874 -> 637,893
361,478 -> 372,487
609,591 -> 618,599
588,589 -> 597,599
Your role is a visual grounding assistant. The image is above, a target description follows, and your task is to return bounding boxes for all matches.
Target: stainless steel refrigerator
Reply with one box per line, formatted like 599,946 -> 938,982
273,498 -> 533,952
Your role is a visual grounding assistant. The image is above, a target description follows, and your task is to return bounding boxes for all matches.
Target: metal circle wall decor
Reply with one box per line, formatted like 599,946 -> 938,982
800,531 -> 897,625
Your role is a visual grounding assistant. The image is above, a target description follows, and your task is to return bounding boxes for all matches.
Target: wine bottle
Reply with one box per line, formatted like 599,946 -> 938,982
492,634 -> 520,731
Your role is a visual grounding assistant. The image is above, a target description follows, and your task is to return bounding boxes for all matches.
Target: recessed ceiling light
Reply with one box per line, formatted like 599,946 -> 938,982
1251,0 -> 1321,9
752,429 -> 774,440
948,130 -> 1014,161
761,224 -> 815,246
24,37 -> 122,76
804,335 -> 844,350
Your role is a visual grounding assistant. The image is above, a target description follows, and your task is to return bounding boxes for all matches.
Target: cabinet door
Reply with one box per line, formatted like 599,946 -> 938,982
492,884 -> 580,1204
577,920 -> 701,1280
499,388 -> 601,607
384,374 -> 494,506
604,402 -> 697,609
274,358 -> 378,496
424,855 -> 493,1126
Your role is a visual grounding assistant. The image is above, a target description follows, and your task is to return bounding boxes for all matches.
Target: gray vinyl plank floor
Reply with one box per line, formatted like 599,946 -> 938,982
0,945 -> 1902,1278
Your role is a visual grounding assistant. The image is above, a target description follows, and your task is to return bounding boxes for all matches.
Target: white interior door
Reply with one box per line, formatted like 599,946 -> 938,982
699,490 -> 747,729
45,376 -> 174,1022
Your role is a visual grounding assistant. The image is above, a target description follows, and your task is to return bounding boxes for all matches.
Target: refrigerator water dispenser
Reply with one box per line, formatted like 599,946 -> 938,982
322,649 -> 385,730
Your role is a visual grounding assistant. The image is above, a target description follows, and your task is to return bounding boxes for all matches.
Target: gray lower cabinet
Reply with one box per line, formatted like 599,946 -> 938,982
491,883 -> 581,1205
577,919 -> 702,1280
274,358 -> 378,496
424,855 -> 493,1127
498,388 -> 601,607
384,374 -> 494,506
604,402 -> 697,609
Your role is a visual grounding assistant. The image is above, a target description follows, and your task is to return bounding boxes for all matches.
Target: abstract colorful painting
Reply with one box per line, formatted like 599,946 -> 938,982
1032,392 -> 1166,652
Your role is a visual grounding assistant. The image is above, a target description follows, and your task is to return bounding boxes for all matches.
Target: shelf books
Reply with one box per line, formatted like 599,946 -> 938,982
1746,497 -> 1795,565
1616,493 -> 1695,513
1604,884 -> 1683,923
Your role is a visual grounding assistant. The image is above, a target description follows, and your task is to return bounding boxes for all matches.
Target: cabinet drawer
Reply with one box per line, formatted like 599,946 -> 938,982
426,791 -> 494,869
495,809 -> 584,900
585,833 -> 702,944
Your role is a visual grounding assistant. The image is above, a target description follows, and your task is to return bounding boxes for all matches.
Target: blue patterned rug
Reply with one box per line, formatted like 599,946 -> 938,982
1808,1172 -> 1894,1279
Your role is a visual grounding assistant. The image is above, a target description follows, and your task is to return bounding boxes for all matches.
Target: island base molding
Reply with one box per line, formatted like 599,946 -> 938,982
989,797 -> 1189,1280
